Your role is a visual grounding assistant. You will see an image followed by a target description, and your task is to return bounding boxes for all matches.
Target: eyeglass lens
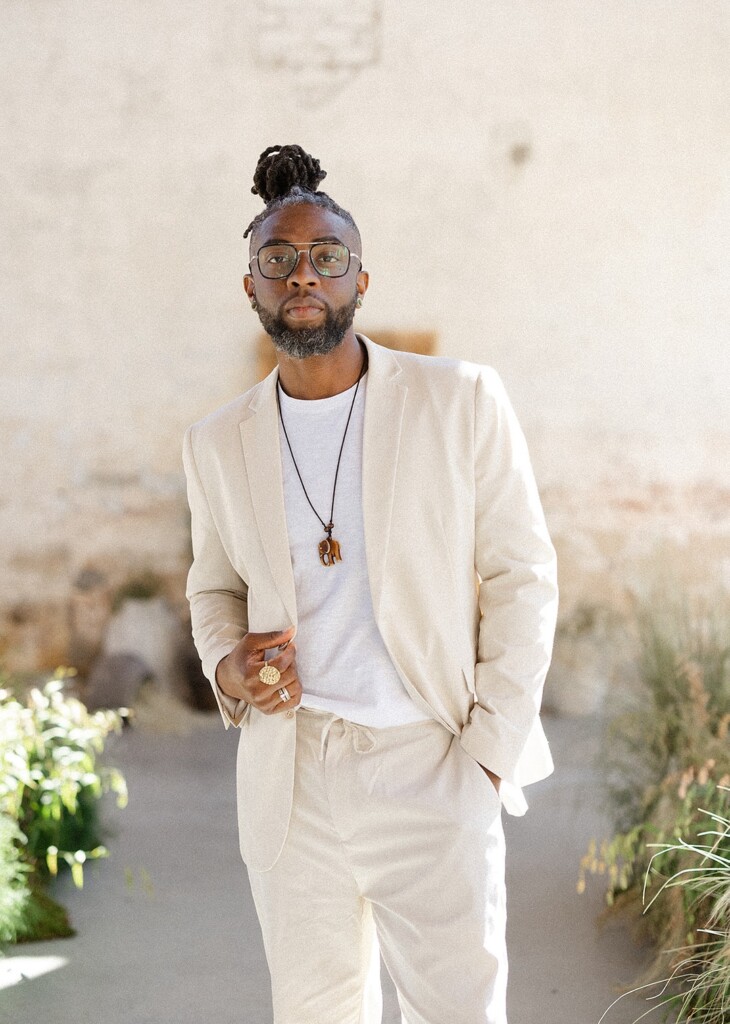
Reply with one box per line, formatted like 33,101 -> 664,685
257,243 -> 351,279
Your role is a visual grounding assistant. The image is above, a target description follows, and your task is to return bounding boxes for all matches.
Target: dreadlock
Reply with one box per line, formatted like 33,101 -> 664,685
243,144 -> 360,246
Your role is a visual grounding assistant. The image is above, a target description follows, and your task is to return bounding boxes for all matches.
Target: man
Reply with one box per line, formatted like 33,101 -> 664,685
183,145 -> 558,1024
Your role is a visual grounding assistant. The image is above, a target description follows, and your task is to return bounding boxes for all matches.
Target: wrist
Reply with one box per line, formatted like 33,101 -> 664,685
215,652 -> 236,696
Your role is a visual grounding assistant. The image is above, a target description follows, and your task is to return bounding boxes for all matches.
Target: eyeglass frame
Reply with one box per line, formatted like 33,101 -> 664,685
249,241 -> 363,280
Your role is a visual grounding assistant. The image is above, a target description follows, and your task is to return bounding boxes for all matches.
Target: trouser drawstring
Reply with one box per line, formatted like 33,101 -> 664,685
317,715 -> 376,761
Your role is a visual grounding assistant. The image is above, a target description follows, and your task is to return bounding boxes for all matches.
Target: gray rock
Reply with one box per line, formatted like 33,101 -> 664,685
101,596 -> 188,701
85,652 -> 152,711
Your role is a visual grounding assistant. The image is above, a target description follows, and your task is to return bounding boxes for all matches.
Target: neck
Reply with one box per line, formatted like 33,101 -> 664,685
275,330 -> 366,400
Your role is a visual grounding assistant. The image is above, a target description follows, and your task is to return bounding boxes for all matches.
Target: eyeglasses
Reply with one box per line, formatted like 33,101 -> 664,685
251,242 -> 362,280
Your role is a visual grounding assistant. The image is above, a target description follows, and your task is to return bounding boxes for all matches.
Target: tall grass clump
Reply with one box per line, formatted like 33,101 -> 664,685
0,669 -> 128,942
599,801 -> 730,1023
580,598 -> 730,1020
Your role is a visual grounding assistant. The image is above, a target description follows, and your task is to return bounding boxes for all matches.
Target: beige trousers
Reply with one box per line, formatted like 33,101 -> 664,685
246,706 -> 508,1024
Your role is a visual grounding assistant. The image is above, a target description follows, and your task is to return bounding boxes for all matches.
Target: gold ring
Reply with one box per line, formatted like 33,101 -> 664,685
258,664 -> 281,686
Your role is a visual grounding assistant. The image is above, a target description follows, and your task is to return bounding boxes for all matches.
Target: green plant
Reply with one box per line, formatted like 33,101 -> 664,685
581,601 -> 729,890
0,812 -> 29,943
112,571 -> 164,610
556,600 -> 617,640
579,598 -> 730,1017
0,670 -> 128,941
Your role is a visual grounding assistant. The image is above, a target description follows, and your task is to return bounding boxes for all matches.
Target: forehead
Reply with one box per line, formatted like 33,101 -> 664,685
252,203 -> 359,251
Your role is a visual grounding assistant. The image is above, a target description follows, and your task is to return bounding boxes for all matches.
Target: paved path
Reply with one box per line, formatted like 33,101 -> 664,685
2,712 -> 653,1023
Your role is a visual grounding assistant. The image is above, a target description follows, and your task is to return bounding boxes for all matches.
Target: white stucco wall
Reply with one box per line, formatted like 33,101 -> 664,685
2,1 -> 728,671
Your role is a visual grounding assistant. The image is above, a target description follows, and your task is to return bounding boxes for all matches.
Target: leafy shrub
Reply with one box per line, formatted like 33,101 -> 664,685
111,571 -> 164,611
0,670 -> 128,941
0,812 -> 29,943
0,810 -> 74,943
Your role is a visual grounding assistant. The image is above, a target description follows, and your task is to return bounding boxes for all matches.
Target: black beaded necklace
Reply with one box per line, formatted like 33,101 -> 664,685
276,342 -> 368,566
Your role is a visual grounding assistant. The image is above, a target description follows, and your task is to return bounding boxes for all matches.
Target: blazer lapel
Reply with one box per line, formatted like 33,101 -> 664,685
360,336 -> 408,619
239,369 -> 298,627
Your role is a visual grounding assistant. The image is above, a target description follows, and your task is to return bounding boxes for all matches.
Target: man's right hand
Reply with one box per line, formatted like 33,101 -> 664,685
215,626 -> 301,715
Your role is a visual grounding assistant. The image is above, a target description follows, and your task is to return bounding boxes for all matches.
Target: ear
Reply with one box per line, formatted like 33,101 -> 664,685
356,269 -> 369,300
243,274 -> 255,300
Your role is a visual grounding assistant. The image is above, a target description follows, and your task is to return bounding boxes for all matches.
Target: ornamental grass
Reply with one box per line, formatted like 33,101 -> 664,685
580,598 -> 730,1022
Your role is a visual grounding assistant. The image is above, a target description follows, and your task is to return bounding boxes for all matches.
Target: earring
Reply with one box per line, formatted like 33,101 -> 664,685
251,298 -> 258,311
356,296 -> 363,308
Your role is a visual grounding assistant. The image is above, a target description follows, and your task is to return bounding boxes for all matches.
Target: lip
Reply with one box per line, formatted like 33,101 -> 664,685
284,299 -> 324,311
284,300 -> 325,320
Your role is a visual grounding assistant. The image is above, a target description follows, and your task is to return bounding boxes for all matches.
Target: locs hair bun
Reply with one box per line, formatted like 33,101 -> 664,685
251,144 -> 327,204
243,144 -> 358,241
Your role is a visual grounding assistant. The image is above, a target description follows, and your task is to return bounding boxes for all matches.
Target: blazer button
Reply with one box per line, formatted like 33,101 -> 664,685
285,709 -> 294,718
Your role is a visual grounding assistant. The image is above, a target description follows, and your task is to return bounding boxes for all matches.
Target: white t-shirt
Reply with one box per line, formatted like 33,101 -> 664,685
277,372 -> 431,728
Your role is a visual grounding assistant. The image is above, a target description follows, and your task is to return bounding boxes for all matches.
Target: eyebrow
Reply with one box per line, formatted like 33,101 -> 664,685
259,235 -> 345,246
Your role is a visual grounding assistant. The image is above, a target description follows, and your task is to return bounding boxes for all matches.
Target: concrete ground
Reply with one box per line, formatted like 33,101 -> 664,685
2,711 -> 655,1024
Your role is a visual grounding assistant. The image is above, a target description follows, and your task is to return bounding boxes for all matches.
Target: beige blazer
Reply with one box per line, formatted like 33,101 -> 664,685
183,335 -> 558,871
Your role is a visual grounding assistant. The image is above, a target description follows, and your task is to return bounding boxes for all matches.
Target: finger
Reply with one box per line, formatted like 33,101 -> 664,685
259,643 -> 296,674
248,648 -> 295,693
268,677 -> 302,712
275,665 -> 301,692
249,666 -> 300,707
270,691 -> 301,714
245,626 -> 295,654
264,676 -> 302,714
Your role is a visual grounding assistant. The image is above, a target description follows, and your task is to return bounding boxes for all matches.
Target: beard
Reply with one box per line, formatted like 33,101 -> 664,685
256,292 -> 358,360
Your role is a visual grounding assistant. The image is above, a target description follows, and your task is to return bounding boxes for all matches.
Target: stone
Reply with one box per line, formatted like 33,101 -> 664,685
85,652 -> 152,711
101,596 -> 188,702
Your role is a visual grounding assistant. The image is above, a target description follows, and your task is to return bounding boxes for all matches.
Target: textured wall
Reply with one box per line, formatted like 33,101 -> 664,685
2,1 -> 729,677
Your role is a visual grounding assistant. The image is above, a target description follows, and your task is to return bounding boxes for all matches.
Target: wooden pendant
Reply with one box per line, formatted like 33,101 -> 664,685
318,535 -> 342,566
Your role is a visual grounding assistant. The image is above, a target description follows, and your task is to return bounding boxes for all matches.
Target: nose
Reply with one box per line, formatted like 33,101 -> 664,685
287,248 -> 319,288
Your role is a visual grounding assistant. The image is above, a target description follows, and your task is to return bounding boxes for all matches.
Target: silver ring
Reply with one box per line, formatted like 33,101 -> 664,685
278,686 -> 291,702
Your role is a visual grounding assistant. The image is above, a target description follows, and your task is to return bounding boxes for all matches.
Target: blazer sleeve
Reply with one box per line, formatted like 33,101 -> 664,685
458,368 -> 558,784
182,423 -> 250,729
